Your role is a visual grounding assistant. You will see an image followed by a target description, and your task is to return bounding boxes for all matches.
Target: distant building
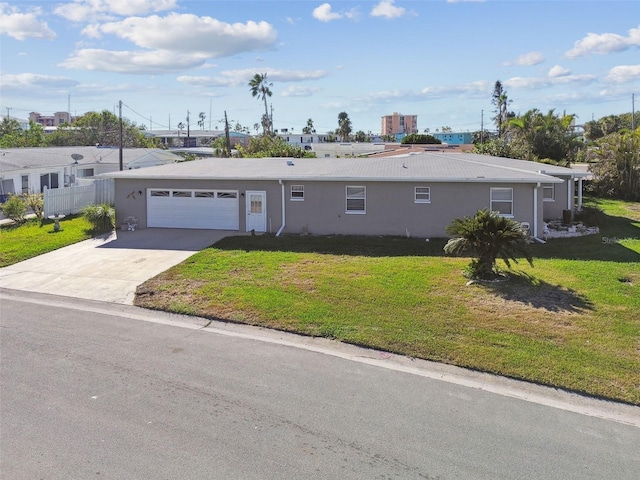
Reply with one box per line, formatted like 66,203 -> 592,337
29,112 -> 77,127
431,132 -> 473,145
381,112 -> 418,136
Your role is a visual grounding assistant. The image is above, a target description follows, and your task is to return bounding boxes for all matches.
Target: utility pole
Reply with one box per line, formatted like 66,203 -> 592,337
632,93 -> 636,131
119,100 -> 123,171
5,107 -> 11,119
480,109 -> 484,144
186,110 -> 191,147
224,110 -> 231,158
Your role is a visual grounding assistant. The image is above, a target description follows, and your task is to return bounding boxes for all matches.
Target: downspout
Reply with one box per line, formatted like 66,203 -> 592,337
276,180 -> 286,236
533,184 -> 539,238
533,182 -> 546,244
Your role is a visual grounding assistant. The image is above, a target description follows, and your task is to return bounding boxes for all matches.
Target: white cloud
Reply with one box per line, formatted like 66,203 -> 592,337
503,51 -> 544,66
54,0 -> 177,22
312,3 -> 359,22
548,65 -> 570,77
371,1 -> 406,19
605,65 -> 640,84
178,68 -> 330,88
504,74 -> 595,90
281,85 -> 321,97
0,73 -> 78,93
59,49 -> 209,74
565,25 -> 640,58
82,14 -> 277,56
0,4 -> 56,40
313,3 -> 342,22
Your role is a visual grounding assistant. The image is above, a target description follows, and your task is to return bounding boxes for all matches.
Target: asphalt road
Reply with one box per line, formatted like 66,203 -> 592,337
1,290 -> 639,479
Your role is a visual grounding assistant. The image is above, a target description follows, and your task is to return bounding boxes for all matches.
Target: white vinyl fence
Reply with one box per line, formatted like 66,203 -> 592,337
44,178 -> 115,217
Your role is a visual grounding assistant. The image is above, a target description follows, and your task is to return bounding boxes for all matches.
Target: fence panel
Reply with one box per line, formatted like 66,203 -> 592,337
43,178 -> 114,217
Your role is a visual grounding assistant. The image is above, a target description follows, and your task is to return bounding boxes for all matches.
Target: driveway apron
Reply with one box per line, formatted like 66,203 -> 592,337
0,229 -> 236,305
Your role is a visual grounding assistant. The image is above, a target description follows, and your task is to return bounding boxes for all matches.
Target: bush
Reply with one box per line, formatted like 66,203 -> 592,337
575,206 -> 605,227
81,203 -> 115,232
23,192 -> 44,220
1,194 -> 28,224
401,133 -> 441,145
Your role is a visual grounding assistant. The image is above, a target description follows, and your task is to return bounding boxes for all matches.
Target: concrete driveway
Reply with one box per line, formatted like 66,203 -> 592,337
0,228 -> 238,304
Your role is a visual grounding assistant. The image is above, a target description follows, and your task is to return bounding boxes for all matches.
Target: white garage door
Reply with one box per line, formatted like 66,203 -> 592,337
147,189 -> 239,230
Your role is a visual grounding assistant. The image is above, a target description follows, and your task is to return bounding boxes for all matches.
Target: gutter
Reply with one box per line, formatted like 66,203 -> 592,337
276,179 -> 286,236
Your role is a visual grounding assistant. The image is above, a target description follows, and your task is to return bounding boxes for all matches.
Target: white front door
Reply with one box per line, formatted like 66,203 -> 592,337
245,190 -> 267,232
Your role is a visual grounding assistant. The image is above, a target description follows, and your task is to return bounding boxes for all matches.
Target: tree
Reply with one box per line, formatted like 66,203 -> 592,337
586,128 -> 640,201
46,110 -> 153,147
337,111 -> 352,142
505,109 -> 582,165
249,73 -> 273,135
492,80 -> 512,139
444,209 -> 533,280
198,112 -> 206,130
302,118 -> 316,134
235,135 -> 316,158
0,119 -> 47,148
401,133 -> 441,145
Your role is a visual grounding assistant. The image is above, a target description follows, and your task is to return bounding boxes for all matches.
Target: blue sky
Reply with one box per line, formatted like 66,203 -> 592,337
1,0 -> 639,135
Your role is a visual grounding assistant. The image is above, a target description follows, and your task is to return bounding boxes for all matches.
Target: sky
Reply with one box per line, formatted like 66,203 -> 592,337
1,0 -> 639,136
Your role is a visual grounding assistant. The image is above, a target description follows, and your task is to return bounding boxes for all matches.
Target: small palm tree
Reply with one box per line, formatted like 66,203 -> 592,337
444,209 -> 533,280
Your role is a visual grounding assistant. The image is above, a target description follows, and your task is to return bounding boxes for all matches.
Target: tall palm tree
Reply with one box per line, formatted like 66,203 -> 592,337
249,73 -> 273,135
444,209 -> 533,280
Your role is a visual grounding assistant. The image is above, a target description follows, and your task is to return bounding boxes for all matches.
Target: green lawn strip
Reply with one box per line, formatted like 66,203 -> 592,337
135,239 -> 640,404
0,216 -> 96,267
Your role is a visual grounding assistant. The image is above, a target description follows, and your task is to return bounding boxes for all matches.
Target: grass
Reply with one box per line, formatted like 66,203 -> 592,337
135,197 -> 640,405
0,215 -> 98,267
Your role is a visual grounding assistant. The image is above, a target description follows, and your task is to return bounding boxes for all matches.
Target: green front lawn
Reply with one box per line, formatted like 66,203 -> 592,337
135,198 -> 640,405
0,215 -> 96,267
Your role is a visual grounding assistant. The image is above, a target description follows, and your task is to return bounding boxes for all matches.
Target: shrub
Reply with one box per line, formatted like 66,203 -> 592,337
81,203 -> 115,232
1,194 -> 28,224
23,192 -> 44,220
401,133 -> 441,145
575,206 -> 605,227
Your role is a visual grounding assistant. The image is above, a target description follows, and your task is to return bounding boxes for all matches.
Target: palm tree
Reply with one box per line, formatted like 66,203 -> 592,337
337,111 -> 352,142
444,209 -> 533,280
249,73 -> 273,135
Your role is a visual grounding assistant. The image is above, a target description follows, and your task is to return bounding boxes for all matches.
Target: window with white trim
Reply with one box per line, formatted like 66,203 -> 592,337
414,186 -> 431,203
542,183 -> 555,201
346,186 -> 366,214
290,185 -> 304,201
490,187 -> 513,216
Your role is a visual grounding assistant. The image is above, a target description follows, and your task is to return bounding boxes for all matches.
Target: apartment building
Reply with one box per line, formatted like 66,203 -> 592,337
381,112 -> 418,136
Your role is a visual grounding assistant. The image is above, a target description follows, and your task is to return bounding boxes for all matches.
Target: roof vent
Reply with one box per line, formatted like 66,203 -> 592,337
287,160 -> 294,166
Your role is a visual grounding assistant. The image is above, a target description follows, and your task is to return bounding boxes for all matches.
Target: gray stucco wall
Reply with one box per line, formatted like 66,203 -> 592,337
115,178 -> 545,238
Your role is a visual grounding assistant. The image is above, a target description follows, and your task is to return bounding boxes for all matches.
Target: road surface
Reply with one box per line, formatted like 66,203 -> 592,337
1,290 -> 638,479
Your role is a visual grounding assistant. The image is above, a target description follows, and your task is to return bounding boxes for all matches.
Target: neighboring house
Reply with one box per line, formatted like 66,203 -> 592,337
145,129 -> 252,149
276,132 -> 331,150
432,132 -> 474,145
106,153 -> 588,240
311,143 -> 387,157
0,146 -> 181,200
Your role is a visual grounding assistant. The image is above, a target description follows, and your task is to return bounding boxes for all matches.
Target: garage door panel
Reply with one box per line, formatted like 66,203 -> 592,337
147,189 -> 239,230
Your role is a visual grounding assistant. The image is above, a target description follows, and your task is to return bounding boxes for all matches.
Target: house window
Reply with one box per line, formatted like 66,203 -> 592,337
150,190 -> 170,197
217,192 -> 237,199
414,186 -> 431,203
21,175 -> 29,193
195,191 -> 215,198
490,187 -> 513,216
542,183 -> 555,201
291,185 -> 304,201
78,168 -> 94,178
40,173 -> 59,192
346,186 -> 366,214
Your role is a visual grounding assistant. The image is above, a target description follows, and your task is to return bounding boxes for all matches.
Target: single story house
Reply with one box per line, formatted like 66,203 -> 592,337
0,146 -> 181,200
106,153 -> 588,240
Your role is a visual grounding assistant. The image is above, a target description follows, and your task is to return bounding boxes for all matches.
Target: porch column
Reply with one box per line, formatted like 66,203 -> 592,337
567,175 -> 573,211
577,178 -> 583,210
